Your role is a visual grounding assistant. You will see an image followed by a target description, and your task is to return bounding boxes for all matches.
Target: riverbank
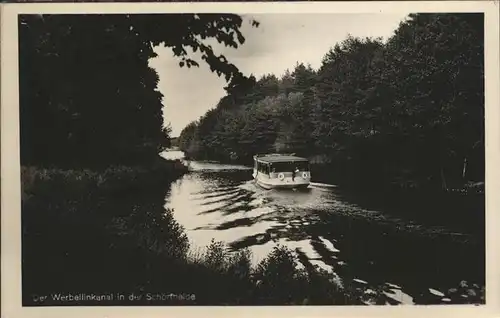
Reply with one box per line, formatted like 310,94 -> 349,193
21,157 -> 188,200
20,158 -> 357,305
308,161 -> 484,195
21,157 -> 189,304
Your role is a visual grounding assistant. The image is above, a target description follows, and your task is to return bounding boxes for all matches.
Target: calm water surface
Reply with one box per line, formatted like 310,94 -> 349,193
162,150 -> 484,305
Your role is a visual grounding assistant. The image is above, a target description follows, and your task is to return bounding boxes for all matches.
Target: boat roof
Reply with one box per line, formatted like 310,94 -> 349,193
255,154 -> 309,163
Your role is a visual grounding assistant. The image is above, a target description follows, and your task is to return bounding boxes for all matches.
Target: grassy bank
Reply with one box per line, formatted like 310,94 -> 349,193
21,158 -> 188,199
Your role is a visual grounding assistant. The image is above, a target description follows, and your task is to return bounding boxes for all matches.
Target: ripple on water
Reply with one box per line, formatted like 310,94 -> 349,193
187,161 -> 252,172
188,219 -> 282,250
193,187 -> 241,200
383,289 -> 415,305
318,236 -> 340,253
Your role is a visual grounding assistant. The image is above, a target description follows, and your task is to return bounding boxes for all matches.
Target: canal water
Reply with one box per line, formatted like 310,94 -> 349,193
162,150 -> 485,305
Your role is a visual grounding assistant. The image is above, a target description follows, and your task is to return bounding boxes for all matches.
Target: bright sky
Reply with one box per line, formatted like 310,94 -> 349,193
148,13 -> 410,137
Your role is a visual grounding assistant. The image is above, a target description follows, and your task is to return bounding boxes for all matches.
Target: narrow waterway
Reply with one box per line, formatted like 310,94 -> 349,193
162,150 -> 484,305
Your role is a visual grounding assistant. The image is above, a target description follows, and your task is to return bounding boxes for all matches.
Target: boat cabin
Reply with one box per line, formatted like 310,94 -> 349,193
254,154 -> 310,174
252,154 -> 311,189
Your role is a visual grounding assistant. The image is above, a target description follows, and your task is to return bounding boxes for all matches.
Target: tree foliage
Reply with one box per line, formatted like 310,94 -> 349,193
20,13 -> 256,168
179,13 -> 484,190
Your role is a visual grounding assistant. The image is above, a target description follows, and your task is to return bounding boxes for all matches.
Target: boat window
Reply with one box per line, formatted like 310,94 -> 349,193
271,161 -> 309,172
258,161 -> 267,174
257,161 -> 271,175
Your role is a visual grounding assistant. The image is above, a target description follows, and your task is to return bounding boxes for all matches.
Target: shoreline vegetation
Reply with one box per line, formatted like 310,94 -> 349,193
21,159 -> 484,306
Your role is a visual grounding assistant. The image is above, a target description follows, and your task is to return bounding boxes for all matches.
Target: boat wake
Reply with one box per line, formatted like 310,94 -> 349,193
186,161 -> 252,172
309,182 -> 338,189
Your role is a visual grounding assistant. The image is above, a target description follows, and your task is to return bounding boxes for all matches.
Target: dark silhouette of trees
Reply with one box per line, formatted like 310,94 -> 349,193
178,13 -> 484,191
19,13 -> 257,169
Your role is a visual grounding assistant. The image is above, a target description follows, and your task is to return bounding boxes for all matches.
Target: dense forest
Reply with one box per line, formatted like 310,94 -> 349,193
19,13 -> 257,169
178,13 -> 484,192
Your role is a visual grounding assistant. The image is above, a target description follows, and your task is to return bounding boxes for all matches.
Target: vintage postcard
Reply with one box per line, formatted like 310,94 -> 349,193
1,1 -> 499,318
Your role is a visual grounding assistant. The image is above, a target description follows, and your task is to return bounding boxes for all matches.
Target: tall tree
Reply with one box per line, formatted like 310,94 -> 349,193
381,13 -> 484,188
19,13 -> 257,168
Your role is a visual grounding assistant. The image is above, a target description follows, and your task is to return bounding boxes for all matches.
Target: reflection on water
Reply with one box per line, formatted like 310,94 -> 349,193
162,151 -> 484,305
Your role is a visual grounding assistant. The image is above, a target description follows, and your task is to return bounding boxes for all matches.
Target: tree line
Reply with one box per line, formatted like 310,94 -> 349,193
178,13 -> 484,191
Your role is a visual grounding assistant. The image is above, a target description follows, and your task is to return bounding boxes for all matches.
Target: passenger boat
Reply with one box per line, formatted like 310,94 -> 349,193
252,153 -> 311,190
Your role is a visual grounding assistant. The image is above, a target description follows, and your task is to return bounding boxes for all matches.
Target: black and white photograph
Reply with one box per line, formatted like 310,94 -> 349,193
1,1 -> 499,315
